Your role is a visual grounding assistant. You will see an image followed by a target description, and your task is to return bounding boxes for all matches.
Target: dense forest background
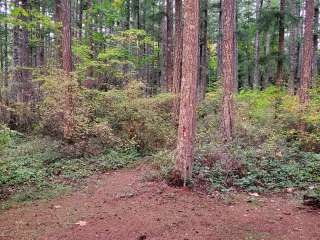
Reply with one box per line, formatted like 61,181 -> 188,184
0,0 -> 320,207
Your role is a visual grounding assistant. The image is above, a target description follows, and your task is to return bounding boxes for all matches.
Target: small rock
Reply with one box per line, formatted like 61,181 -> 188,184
75,221 -> 87,226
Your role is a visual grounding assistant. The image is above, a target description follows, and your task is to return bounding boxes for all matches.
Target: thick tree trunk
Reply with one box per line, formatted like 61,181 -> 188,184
10,0 -> 33,103
175,0 -> 200,184
62,0 -> 74,140
288,0 -> 299,95
312,3 -> 319,86
173,0 -> 183,118
166,0 -> 174,92
253,0 -> 263,89
276,0 -> 285,87
300,0 -> 315,107
222,0 -> 235,141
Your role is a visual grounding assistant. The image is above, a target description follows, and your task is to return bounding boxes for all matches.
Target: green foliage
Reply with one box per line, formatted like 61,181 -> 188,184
195,87 -> 320,193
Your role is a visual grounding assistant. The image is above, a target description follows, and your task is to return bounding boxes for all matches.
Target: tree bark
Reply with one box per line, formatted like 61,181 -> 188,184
62,0 -> 74,140
312,3 -> 319,86
55,0 -> 63,65
175,0 -> 200,184
288,0 -> 299,95
166,0 -> 174,92
253,0 -> 263,89
222,0 -> 235,141
300,0 -> 315,107
173,0 -> 183,118
217,0 -> 223,80
276,0 -> 286,87
198,0 -> 209,102
10,0 -> 33,103
263,0 -> 272,88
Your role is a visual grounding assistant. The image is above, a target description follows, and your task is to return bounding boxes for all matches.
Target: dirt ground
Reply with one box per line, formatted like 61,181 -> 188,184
0,165 -> 320,240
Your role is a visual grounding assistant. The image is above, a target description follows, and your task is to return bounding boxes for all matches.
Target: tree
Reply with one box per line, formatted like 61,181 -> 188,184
276,0 -> 285,87
166,0 -> 174,92
9,0 -> 33,103
300,0 -> 315,107
222,0 -> 235,141
289,0 -> 299,95
173,0 -> 183,118
175,0 -> 200,184
253,0 -> 263,89
198,0 -> 209,101
312,2 -> 319,86
61,0 -> 74,140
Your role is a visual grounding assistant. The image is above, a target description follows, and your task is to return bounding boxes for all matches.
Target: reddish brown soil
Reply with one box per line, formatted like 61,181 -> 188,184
0,165 -> 320,240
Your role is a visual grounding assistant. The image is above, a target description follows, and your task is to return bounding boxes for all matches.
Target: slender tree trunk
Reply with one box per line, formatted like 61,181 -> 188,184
222,0 -> 235,141
160,0 -> 167,92
173,0 -> 183,118
288,0 -> 299,94
264,0 -> 272,88
78,0 -> 84,40
198,0 -> 209,102
125,0 -> 131,30
253,0 -> 263,89
276,0 -> 286,87
175,0 -> 200,184
62,0 -> 74,140
55,0 -> 63,66
217,0 -> 223,80
300,0 -> 315,108
166,0 -> 174,92
233,1 -> 238,92
10,0 -> 33,103
312,3 -> 319,86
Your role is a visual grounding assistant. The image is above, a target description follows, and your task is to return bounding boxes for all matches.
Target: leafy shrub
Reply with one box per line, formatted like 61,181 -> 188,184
195,86 -> 320,193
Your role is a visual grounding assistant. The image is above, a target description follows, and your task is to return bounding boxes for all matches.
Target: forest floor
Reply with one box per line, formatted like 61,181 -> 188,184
0,164 -> 320,240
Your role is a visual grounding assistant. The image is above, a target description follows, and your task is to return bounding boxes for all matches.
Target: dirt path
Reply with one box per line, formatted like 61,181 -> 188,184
0,165 -> 319,240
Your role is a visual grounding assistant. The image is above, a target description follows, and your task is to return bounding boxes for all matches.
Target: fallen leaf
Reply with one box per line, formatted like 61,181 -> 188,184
249,193 -> 259,197
75,221 -> 87,226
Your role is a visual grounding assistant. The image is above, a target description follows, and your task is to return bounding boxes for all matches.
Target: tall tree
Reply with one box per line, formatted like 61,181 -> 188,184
312,2 -> 319,86
198,0 -> 209,101
166,0 -> 174,92
173,0 -> 183,117
61,0 -> 74,140
300,0 -> 315,107
9,0 -> 33,103
222,0 -> 235,141
175,0 -> 200,184
276,0 -> 285,87
253,0 -> 263,89
264,0 -> 272,88
289,0 -> 299,94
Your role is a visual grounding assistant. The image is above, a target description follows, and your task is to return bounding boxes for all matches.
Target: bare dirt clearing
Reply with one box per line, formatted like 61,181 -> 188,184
1,165 -> 319,240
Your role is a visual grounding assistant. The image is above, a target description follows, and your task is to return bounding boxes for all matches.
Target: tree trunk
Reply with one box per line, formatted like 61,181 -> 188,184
62,0 -> 74,140
217,0 -> 223,80
173,0 -> 183,118
276,0 -> 285,87
55,0 -> 63,65
175,0 -> 200,184
10,0 -> 33,103
288,0 -> 299,95
300,0 -> 315,107
166,0 -> 174,92
264,0 -> 272,88
160,0 -> 167,92
198,0 -> 209,102
312,3 -> 319,86
253,0 -> 263,89
125,0 -> 131,30
222,0 -> 235,141
233,1 -> 238,92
